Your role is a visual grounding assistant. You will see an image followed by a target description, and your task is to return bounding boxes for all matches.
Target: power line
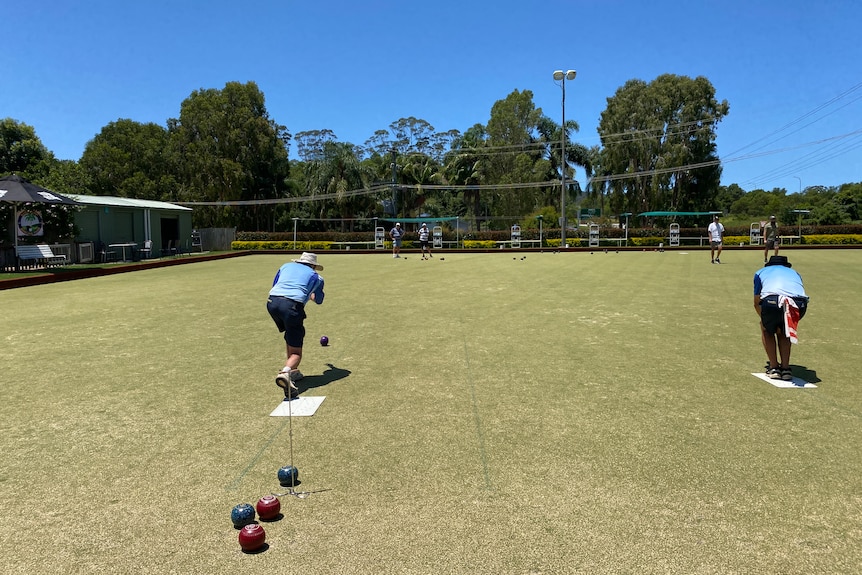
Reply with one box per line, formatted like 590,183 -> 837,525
178,127 -> 862,206
176,180 -> 562,206
725,81 -> 862,159
742,131 -> 862,188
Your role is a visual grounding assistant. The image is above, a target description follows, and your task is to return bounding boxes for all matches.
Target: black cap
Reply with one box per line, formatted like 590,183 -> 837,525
766,255 -> 791,268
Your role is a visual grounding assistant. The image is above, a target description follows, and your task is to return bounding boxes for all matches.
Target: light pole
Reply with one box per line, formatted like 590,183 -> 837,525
536,214 -> 543,247
621,212 -> 632,246
554,69 -> 576,248
793,176 -> 802,193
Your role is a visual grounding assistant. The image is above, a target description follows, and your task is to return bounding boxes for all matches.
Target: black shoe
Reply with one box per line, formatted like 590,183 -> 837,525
715,258 -> 721,264
764,361 -> 771,372
781,368 -> 793,381
767,367 -> 783,380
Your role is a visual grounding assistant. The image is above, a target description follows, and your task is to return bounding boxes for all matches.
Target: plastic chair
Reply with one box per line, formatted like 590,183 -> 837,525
98,242 -> 117,263
161,240 -> 176,257
138,240 -> 153,259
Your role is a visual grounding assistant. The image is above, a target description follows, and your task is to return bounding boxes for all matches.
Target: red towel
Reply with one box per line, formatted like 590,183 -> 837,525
779,295 -> 800,344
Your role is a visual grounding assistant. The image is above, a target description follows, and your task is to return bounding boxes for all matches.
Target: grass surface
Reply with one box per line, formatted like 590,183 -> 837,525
1,249 -> 860,574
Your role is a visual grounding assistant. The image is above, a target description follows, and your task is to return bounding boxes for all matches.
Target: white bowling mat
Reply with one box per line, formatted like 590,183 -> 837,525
269,396 -> 326,416
751,372 -> 817,389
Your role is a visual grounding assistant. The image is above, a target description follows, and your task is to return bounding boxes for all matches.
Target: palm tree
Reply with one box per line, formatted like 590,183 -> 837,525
442,125 -> 487,227
305,141 -> 369,230
537,114 -> 592,212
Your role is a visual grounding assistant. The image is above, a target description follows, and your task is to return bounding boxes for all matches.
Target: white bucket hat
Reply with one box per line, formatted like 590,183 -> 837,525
292,252 -> 323,271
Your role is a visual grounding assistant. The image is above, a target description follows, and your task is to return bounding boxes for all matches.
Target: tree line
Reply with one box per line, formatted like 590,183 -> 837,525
2,76 -> 860,235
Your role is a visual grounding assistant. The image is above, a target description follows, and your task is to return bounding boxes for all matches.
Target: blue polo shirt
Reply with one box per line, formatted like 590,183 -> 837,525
753,265 -> 807,299
269,262 -> 325,305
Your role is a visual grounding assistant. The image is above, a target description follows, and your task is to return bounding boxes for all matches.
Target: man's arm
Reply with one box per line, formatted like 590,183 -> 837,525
753,275 -> 762,315
309,275 -> 325,304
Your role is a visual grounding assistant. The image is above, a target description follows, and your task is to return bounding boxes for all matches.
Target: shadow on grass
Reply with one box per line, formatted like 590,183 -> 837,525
240,542 -> 269,554
792,365 -> 821,383
296,363 -> 351,393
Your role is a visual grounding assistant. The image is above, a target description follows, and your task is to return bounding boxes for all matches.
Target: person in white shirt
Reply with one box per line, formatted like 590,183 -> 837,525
707,214 -> 724,264
417,223 -> 433,260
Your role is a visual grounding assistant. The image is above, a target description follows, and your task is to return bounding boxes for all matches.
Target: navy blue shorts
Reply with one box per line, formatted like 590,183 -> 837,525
267,296 -> 306,347
760,295 -> 808,334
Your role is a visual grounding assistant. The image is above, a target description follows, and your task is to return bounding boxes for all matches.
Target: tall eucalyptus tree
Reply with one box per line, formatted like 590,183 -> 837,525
597,74 -> 729,215
168,81 -> 290,228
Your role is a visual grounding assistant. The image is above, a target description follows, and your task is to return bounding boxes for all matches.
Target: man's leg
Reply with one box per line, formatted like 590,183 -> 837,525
761,325 -> 779,368
285,344 -> 302,372
776,329 -> 791,369
276,343 -> 304,395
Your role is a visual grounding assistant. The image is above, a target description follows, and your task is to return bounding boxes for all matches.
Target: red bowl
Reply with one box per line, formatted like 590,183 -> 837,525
256,495 -> 281,520
238,524 -> 266,552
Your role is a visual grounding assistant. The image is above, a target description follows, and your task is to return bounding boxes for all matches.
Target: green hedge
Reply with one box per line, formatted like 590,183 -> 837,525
462,240 -> 496,249
232,240 -> 419,251
802,234 -> 862,245
630,237 -> 664,247
547,238 -> 581,247
232,241 -> 334,251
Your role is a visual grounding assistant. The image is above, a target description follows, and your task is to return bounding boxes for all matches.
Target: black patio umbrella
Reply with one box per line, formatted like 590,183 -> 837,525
0,174 -> 81,248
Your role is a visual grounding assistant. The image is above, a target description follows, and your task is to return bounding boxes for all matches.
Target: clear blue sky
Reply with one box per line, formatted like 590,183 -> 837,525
4,0 -> 860,193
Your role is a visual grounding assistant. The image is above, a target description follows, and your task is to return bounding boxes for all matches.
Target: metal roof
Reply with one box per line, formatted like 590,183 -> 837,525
69,194 -> 192,212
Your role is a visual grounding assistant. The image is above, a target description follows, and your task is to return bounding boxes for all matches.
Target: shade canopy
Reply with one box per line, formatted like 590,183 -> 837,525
379,217 -> 460,224
0,174 -> 80,206
0,174 -> 81,248
637,211 -> 721,217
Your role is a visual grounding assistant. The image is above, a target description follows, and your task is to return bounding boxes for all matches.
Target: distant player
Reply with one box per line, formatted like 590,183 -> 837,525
708,214 -> 724,264
763,215 -> 780,263
390,223 -> 404,258
418,223 -> 433,260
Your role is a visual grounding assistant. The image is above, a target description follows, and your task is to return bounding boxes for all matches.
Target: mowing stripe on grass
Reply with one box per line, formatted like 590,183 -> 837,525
463,335 -> 493,491
225,417 -> 290,491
